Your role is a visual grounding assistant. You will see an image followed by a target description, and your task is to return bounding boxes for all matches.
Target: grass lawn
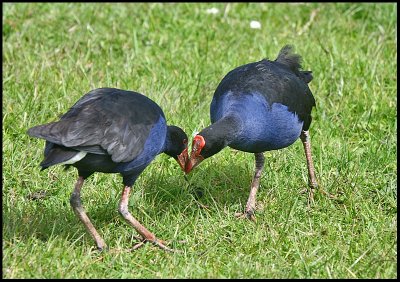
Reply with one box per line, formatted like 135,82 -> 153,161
2,2 -> 397,278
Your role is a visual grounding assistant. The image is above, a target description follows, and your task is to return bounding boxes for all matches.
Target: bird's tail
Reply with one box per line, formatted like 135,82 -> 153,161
275,45 -> 302,71
28,123 -> 84,169
275,45 -> 313,83
27,122 -> 58,140
39,144 -> 82,170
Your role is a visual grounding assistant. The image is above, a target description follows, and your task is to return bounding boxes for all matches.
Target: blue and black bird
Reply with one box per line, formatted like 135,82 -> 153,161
185,45 -> 324,220
27,88 -> 189,251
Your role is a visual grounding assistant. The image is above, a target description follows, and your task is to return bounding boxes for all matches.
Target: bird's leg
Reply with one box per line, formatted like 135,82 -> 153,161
300,130 -> 317,205
300,130 -> 336,205
236,153 -> 265,222
118,185 -> 175,252
70,176 -> 107,251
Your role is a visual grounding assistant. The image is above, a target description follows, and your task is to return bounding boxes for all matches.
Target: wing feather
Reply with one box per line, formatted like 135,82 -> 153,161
27,88 -> 164,163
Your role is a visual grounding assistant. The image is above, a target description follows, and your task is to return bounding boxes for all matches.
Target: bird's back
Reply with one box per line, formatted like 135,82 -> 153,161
27,88 -> 168,176
211,45 -> 315,131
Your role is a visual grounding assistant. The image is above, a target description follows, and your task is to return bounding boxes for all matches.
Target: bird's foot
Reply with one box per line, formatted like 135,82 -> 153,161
130,236 -> 183,253
96,245 -> 108,252
234,209 -> 257,222
300,185 -> 338,207
131,238 -> 174,252
93,239 -> 108,252
318,188 -> 338,199
299,187 -> 315,208
308,189 -> 315,207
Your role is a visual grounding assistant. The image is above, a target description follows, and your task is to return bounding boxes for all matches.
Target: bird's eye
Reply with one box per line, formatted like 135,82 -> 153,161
183,139 -> 188,145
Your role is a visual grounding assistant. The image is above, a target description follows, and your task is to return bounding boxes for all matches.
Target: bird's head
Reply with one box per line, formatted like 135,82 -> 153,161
185,117 -> 238,174
164,126 -> 189,172
185,128 -> 228,174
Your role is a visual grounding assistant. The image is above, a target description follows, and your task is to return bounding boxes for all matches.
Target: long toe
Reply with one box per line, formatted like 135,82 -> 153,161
319,188 -> 338,199
307,189 -> 315,208
246,211 -> 257,222
301,186 -> 338,202
130,240 -> 146,251
234,210 -> 257,222
130,237 -> 179,253
151,239 -> 178,253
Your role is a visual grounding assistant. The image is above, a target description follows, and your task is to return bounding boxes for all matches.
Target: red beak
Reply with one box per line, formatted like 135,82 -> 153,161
185,135 -> 205,174
177,147 -> 188,172
185,153 -> 204,174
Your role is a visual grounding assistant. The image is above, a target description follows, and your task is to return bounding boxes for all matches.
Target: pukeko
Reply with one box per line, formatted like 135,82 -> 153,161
27,88 -> 189,251
185,45 -> 327,220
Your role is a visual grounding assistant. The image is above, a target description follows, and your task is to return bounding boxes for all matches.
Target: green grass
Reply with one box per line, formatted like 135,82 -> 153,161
3,2 -> 397,278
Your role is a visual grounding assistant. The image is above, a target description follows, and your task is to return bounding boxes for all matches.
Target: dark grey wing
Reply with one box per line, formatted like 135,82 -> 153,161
27,88 -> 164,163
257,60 -> 315,131
213,59 -> 315,130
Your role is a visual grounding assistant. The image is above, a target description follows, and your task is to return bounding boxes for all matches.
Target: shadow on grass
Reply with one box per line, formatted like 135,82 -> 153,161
145,162 -> 257,209
3,161 -> 272,247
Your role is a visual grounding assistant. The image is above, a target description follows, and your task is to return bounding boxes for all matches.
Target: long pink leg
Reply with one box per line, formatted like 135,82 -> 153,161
236,153 -> 265,222
118,186 -> 175,252
300,130 -> 318,205
70,176 -> 107,251
300,131 -> 318,183
300,130 -> 336,204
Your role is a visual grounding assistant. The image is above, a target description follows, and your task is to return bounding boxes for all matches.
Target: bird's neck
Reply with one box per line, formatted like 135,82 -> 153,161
198,115 -> 242,158
163,127 -> 177,158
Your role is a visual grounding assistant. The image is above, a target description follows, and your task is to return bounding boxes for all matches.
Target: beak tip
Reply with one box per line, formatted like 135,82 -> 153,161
184,165 -> 191,174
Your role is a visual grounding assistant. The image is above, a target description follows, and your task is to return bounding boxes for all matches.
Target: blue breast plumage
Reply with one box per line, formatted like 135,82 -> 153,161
210,91 -> 303,153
